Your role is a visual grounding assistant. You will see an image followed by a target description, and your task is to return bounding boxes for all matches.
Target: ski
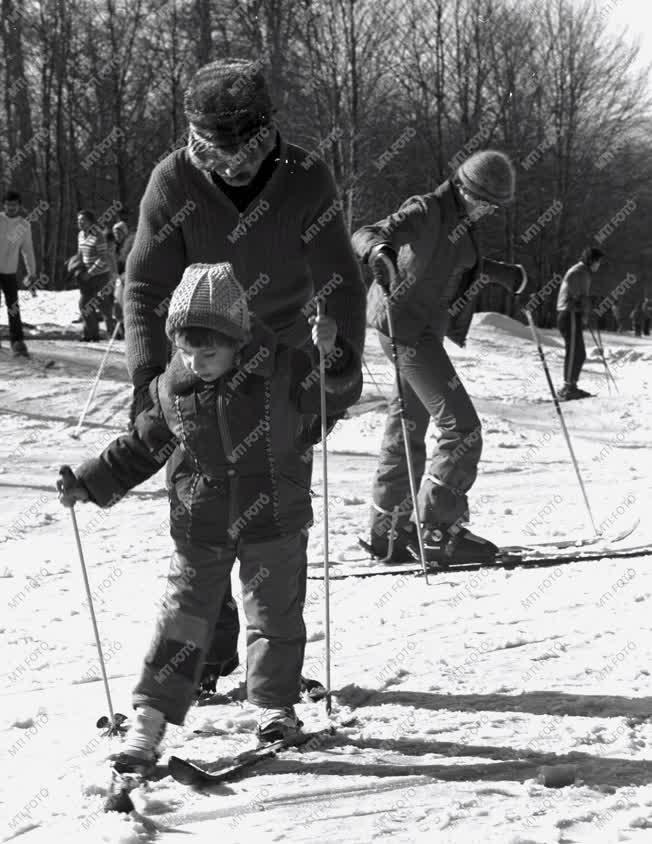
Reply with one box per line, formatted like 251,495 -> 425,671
502,518 -> 639,553
308,542 -> 652,579
168,726 -> 336,788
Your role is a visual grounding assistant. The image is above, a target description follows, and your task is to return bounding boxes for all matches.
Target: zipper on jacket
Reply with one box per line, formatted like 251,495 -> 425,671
217,383 -> 239,544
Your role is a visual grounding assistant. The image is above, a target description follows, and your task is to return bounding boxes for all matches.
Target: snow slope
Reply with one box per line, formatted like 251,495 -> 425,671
1,293 -> 651,843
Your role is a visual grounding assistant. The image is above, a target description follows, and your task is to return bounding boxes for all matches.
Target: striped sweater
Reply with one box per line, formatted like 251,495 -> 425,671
124,136 -> 366,381
78,229 -> 109,278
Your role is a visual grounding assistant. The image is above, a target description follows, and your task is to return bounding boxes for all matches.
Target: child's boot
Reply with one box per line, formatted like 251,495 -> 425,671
110,705 -> 166,775
256,705 -> 303,743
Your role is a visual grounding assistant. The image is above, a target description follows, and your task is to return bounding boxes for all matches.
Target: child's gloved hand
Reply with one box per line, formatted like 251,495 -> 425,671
309,312 -> 337,355
56,465 -> 89,508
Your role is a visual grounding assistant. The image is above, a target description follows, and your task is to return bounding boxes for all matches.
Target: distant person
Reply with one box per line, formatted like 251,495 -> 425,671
555,246 -> 604,401
103,228 -> 120,337
76,210 -> 115,340
611,302 -> 624,334
0,190 -> 37,357
112,220 -> 134,339
642,298 -> 650,336
630,302 -> 642,337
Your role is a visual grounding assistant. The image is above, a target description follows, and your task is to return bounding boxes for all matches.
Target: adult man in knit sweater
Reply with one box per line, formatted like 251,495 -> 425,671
124,59 -> 366,696
0,190 -> 37,357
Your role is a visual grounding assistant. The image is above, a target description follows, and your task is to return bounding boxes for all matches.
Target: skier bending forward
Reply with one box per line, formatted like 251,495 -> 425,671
57,262 -> 361,773
352,150 -> 516,564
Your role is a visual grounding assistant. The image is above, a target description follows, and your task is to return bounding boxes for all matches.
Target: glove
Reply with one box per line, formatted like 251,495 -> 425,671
129,366 -> 163,428
368,245 -> 398,292
56,465 -> 89,508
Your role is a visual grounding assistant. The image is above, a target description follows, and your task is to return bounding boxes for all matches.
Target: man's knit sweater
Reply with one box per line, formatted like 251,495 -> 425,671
124,136 -> 366,382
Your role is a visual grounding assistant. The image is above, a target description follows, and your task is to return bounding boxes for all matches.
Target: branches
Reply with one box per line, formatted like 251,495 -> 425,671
1,0 -> 650,300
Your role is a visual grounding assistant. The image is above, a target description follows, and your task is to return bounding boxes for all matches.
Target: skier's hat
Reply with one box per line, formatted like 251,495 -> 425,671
184,59 -> 274,151
456,150 -> 515,207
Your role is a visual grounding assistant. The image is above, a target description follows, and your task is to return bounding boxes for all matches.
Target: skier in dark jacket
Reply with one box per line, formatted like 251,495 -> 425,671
352,150 -> 517,564
123,59 -> 366,695
630,302 -> 643,337
57,262 -> 362,772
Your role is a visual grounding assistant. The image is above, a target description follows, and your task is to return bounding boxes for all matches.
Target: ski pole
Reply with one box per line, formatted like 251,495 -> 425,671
379,265 -> 430,584
316,302 -> 332,715
363,356 -> 389,403
524,310 -> 600,536
589,324 -> 618,393
59,467 -> 126,735
71,321 -> 123,439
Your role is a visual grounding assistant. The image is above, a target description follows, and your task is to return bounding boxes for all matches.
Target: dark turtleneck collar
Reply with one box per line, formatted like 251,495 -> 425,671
210,133 -> 281,212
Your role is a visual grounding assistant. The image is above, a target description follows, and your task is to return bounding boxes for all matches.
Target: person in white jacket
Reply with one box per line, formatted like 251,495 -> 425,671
0,190 -> 37,356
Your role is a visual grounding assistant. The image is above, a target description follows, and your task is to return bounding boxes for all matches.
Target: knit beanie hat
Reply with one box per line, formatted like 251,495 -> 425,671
165,263 -> 251,343
456,150 -> 515,207
184,59 -> 274,151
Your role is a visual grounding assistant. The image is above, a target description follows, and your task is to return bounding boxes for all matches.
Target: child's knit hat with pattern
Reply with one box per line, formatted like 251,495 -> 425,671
165,262 -> 251,343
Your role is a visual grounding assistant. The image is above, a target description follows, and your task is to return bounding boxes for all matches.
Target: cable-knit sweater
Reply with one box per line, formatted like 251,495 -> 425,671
124,136 -> 366,382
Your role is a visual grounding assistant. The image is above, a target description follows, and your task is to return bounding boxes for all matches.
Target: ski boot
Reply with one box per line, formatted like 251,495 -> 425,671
108,705 -> 166,776
194,654 -> 241,705
558,383 -> 591,402
359,523 -> 416,564
410,524 -> 499,566
256,705 -> 304,744
195,655 -> 239,699
104,706 -> 167,814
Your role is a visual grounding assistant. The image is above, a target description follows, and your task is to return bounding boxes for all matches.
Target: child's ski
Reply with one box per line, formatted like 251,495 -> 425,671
168,726 -> 336,787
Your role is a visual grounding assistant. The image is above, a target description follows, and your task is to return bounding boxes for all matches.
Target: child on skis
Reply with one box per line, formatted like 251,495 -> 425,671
56,262 -> 362,774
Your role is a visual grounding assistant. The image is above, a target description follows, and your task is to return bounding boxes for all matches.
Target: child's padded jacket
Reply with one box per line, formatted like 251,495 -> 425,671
76,318 -> 362,544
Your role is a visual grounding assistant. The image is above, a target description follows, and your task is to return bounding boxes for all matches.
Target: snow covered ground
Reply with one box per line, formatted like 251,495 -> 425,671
1,292 -> 651,843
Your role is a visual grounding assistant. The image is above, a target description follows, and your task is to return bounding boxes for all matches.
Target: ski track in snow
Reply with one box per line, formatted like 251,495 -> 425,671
1,295 -> 652,842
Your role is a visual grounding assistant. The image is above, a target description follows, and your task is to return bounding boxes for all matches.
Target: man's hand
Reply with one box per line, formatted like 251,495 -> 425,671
369,245 -> 398,292
129,366 -> 163,429
309,313 -> 337,355
56,466 -> 89,508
